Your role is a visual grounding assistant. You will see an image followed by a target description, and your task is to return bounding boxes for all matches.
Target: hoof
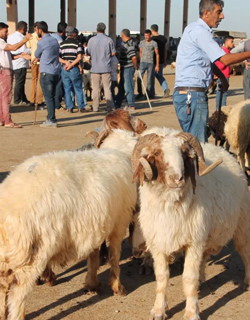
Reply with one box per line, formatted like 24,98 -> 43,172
83,282 -> 101,294
241,282 -> 250,291
150,308 -> 167,320
113,284 -> 127,296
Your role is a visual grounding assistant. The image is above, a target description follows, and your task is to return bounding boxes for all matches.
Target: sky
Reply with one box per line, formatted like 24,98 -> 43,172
0,0 -> 249,38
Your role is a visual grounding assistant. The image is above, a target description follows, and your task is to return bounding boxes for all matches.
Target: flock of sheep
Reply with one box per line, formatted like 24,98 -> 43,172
1,103 -> 250,320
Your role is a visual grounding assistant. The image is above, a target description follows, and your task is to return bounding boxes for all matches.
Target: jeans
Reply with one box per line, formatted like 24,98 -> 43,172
40,73 -> 60,122
173,90 -> 208,143
153,64 -> 168,96
61,67 -> 84,110
0,68 -> 13,125
116,66 -> 135,108
137,62 -> 155,98
55,73 -> 64,109
13,67 -> 28,103
216,78 -> 229,110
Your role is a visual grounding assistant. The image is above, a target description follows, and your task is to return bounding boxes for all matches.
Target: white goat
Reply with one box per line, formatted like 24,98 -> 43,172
132,130 -> 250,320
0,148 -> 137,320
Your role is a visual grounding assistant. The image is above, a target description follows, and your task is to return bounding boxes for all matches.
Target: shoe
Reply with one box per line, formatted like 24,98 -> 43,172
30,102 -> 35,107
37,103 -> 45,110
0,122 -> 4,126
163,88 -> 170,98
84,105 -> 92,111
123,106 -> 135,111
40,120 -> 57,128
5,122 -> 22,128
135,94 -> 145,100
67,108 -> 74,113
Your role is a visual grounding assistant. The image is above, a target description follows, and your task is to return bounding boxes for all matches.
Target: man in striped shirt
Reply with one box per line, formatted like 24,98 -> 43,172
115,29 -> 137,111
59,26 -> 90,113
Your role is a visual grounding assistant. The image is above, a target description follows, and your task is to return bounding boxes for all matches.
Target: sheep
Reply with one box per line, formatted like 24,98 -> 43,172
224,100 -> 250,172
131,130 -> 250,320
0,148 -> 137,320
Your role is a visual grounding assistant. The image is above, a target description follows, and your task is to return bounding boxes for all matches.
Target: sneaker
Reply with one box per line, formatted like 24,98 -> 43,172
37,103 -> 45,110
67,108 -> 74,113
30,102 -> 35,107
163,88 -> 170,98
123,106 -> 135,111
40,120 -> 57,128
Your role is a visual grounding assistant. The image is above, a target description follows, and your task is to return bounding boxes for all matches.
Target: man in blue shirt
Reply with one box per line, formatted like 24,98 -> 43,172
87,22 -> 116,112
173,0 -> 250,142
33,21 -> 60,127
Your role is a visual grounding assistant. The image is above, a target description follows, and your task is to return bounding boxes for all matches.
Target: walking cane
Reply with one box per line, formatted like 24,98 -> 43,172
215,84 -> 223,146
33,103 -> 38,125
137,70 -> 153,111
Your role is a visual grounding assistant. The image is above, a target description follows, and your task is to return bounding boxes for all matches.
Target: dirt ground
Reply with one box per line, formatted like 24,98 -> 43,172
1,67 -> 250,320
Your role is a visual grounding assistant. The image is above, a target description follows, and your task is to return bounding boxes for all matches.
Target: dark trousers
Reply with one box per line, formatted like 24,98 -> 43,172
13,68 -> 28,104
55,73 -> 64,109
243,67 -> 250,100
40,73 -> 59,122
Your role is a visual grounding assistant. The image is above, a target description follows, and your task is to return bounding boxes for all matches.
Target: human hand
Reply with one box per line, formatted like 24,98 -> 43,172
21,53 -> 31,60
24,33 -> 32,41
155,65 -> 159,73
220,79 -> 229,93
32,58 -> 39,64
245,61 -> 250,70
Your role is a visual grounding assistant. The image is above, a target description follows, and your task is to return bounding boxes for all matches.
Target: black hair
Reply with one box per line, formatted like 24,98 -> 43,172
151,24 -> 158,32
224,35 -> 234,43
37,21 -> 48,33
16,21 -> 27,31
0,22 -> 8,30
96,22 -> 106,33
144,29 -> 152,35
121,28 -> 130,37
57,22 -> 67,33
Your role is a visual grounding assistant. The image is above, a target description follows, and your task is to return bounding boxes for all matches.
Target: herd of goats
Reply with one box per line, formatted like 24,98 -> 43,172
1,100 -> 250,320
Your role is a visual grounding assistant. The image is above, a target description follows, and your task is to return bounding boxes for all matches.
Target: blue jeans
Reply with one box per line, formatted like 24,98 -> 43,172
61,67 -> 84,110
173,90 -> 208,143
40,73 -> 59,122
116,67 -> 135,108
153,64 -> 168,95
216,78 -> 229,110
55,73 -> 64,109
137,62 -> 155,98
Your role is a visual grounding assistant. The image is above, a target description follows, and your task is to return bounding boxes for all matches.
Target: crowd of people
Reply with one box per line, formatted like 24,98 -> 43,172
0,0 -> 250,138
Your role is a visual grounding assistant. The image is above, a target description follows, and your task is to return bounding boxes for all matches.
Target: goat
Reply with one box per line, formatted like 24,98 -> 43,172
0,148 -> 137,320
132,130 -> 250,320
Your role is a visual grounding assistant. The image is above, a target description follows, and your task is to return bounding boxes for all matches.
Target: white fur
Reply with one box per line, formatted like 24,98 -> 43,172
0,149 -> 137,320
136,136 -> 250,320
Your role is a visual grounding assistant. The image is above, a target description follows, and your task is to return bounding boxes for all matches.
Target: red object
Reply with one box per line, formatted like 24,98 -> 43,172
215,46 -> 231,78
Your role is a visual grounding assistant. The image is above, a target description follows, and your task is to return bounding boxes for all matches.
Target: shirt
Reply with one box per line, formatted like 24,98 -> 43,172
51,32 -> 63,44
139,40 -> 158,64
119,38 -> 137,69
151,35 -> 167,64
7,31 -> 30,70
59,38 -> 83,64
35,33 -> 60,74
215,46 -> 230,78
111,55 -> 118,81
87,33 -> 116,73
175,18 -> 226,89
26,32 -> 40,63
0,38 -> 13,69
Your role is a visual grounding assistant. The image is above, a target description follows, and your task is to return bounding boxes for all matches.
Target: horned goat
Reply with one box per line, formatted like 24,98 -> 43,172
0,148 -> 137,320
132,131 -> 250,320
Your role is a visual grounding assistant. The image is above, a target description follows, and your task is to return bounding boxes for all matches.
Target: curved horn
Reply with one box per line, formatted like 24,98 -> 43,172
139,157 -> 153,181
94,129 -> 112,148
176,132 -> 223,176
85,130 -> 99,140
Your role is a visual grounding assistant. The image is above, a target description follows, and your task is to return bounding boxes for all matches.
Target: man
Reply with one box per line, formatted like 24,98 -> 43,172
231,36 -> 250,100
115,28 -> 137,111
59,26 -> 91,113
215,35 -> 235,109
51,22 -> 68,110
137,29 -> 159,100
0,22 -> 31,128
33,21 -> 61,128
7,21 -> 31,105
173,0 -> 250,142
87,22 -> 115,112
26,21 -> 44,108
151,24 -> 170,98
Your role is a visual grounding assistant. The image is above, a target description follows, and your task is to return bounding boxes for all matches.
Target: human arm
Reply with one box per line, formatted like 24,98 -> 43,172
219,51 -> 250,66
164,42 -> 168,67
131,55 -> 137,70
4,33 -> 32,52
139,47 -> 143,60
62,53 -> 83,71
155,48 -> 160,73
12,52 -> 31,60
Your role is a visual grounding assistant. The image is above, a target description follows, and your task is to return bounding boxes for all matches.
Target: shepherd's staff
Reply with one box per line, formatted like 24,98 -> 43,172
137,70 -> 153,110
215,83 -> 223,146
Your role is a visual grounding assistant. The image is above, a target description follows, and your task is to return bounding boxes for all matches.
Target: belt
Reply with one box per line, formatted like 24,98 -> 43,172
175,87 -> 207,93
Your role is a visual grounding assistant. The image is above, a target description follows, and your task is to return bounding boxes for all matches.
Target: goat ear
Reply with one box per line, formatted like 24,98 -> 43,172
85,130 -> 99,140
109,120 -> 120,129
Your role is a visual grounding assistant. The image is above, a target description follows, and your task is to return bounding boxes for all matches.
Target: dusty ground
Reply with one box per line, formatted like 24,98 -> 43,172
1,67 -> 250,320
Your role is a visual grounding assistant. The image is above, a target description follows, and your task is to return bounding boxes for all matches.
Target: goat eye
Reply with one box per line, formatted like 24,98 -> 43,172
154,152 -> 159,156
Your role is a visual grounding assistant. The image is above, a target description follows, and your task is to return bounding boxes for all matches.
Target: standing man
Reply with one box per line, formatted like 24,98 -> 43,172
7,21 -> 31,105
215,35 -> 235,109
26,21 -> 44,108
59,26 -> 91,113
173,0 -> 250,142
151,24 -> 170,98
87,22 -> 115,112
115,29 -> 137,111
33,21 -> 61,128
137,29 -> 159,100
231,36 -> 250,100
0,22 -> 31,128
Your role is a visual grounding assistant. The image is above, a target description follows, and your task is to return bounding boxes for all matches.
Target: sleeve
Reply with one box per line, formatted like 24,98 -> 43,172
35,41 -> 42,58
0,41 -> 7,50
153,40 -> 158,49
231,42 -> 244,54
193,29 -> 226,63
110,39 -> 116,54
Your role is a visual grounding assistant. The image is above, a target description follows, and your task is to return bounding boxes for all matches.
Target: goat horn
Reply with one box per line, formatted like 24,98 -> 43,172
94,130 -> 112,148
176,132 -> 223,176
85,130 -> 99,140
139,157 -> 153,181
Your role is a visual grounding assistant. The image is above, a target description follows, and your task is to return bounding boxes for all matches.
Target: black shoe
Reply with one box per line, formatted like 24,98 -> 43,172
135,94 -> 144,100
30,103 -> 35,107
67,108 -> 74,113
